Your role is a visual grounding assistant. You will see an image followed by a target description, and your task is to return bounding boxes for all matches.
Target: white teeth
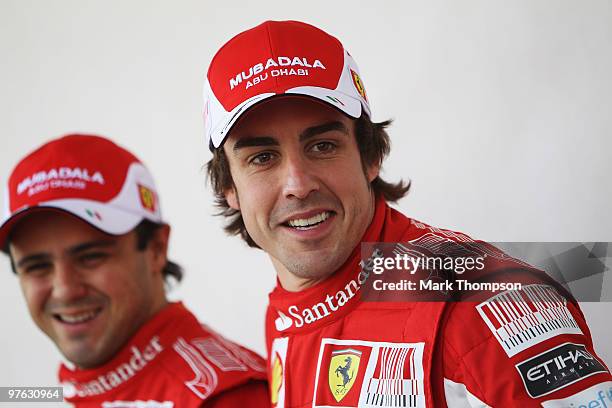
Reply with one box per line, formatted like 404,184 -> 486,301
287,211 -> 330,228
58,310 -> 98,324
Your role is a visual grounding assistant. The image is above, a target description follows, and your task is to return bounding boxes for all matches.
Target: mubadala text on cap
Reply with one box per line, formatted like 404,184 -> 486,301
229,56 -> 325,90
17,167 -> 105,195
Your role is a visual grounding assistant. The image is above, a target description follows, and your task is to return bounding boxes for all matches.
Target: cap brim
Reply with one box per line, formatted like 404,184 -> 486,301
210,88 -> 363,149
0,198 -> 144,249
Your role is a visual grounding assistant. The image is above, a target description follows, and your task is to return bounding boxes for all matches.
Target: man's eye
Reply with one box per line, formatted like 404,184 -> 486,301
23,263 -> 52,275
79,253 -> 108,266
311,141 -> 336,153
249,152 -> 275,165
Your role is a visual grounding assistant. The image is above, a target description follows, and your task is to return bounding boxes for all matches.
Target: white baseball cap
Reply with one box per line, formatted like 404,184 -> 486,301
204,20 -> 371,150
0,134 -> 163,247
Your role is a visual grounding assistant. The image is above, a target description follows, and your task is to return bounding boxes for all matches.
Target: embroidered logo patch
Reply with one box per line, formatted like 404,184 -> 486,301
270,337 -> 288,407
138,184 -> 157,213
328,348 -> 362,402
350,69 -> 367,101
476,284 -> 582,357
516,343 -> 608,398
313,339 -> 425,407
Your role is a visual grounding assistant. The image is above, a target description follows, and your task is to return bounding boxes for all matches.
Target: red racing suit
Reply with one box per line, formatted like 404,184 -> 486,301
265,196 -> 612,407
59,302 -> 269,407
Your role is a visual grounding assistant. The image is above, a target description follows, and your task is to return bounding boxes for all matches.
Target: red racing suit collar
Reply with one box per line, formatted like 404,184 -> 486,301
59,302 -> 191,399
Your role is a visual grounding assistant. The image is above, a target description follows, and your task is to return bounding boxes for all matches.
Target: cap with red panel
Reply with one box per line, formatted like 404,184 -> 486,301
0,134 -> 162,248
204,20 -> 371,150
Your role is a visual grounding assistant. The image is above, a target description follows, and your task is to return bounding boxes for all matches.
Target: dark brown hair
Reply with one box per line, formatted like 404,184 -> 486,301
4,219 -> 183,287
134,220 -> 183,286
206,113 -> 410,248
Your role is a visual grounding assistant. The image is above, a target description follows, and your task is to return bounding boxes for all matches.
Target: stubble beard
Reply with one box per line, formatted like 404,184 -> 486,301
283,247 -> 351,281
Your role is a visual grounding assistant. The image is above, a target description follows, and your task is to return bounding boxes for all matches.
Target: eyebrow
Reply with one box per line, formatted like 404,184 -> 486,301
299,121 -> 349,142
233,136 -> 279,152
17,253 -> 51,268
232,120 -> 349,153
68,240 -> 116,255
16,239 -> 116,268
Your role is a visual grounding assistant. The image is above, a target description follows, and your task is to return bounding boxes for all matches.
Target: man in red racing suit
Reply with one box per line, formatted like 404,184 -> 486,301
264,196 -> 612,407
202,20 -> 611,406
1,134 -> 269,407
60,302 -> 268,407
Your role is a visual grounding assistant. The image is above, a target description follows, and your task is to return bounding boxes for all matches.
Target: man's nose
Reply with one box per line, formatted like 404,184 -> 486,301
281,154 -> 320,200
51,263 -> 87,302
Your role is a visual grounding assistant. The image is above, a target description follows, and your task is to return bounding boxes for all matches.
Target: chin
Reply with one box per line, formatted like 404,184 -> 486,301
290,267 -> 335,281
62,351 -> 95,368
287,255 -> 346,281
64,349 -> 109,369
60,340 -> 103,366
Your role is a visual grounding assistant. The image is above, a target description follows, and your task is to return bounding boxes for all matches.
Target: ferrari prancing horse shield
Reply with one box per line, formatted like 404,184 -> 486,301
328,348 -> 362,402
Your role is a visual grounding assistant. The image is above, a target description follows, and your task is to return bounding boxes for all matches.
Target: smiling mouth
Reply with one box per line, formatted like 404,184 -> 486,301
284,211 -> 333,230
53,308 -> 102,324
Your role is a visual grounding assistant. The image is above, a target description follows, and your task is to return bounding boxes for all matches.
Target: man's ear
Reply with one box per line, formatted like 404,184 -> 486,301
366,161 -> 381,183
150,224 -> 170,276
225,187 -> 240,210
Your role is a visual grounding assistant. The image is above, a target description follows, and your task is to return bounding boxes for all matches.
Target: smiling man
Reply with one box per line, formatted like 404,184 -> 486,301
1,134 -> 269,407
222,97 -> 378,288
204,20 -> 612,407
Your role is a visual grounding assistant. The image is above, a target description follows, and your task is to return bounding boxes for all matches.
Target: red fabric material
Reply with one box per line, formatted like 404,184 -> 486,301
265,197 -> 612,407
202,380 -> 270,408
59,302 -> 269,407
8,134 -> 138,210
208,20 -> 344,112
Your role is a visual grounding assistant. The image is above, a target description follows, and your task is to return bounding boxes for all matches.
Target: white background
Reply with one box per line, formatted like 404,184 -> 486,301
0,0 -> 610,403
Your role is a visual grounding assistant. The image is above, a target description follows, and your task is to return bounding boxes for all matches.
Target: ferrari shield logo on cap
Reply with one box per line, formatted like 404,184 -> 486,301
138,184 -> 157,213
328,348 -> 361,402
350,69 -> 367,102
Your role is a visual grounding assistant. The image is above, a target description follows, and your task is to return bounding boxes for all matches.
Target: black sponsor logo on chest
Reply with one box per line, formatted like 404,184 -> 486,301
516,343 -> 608,398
